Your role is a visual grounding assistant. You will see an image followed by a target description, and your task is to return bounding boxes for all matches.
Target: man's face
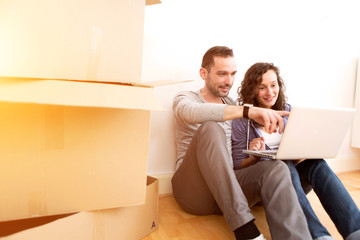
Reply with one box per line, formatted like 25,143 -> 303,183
203,56 -> 237,98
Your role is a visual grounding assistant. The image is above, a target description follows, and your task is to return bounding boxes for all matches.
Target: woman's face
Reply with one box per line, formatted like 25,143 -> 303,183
255,69 -> 279,109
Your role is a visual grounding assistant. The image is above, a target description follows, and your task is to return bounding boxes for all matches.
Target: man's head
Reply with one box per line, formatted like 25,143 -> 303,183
201,46 -> 234,72
200,46 -> 237,101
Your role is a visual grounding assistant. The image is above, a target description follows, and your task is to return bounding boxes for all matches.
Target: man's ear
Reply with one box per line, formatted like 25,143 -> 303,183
199,67 -> 207,80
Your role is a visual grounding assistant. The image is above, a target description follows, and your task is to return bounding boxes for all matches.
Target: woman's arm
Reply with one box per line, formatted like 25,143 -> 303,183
231,118 -> 257,169
239,155 -> 261,168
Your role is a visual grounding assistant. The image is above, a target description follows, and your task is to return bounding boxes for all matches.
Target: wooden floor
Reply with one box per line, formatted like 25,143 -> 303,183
143,170 -> 360,240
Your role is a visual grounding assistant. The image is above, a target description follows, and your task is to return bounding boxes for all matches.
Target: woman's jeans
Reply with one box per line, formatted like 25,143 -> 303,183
284,159 -> 360,240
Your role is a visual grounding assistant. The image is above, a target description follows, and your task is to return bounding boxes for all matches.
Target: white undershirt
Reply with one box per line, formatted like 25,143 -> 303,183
261,129 -> 283,150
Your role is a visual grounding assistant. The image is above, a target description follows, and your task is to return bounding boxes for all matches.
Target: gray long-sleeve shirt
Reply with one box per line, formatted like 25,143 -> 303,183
172,90 -> 236,170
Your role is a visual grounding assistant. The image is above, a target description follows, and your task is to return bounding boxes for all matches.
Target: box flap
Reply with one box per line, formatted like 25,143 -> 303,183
0,77 -> 164,111
146,0 -> 161,5
48,79 -> 193,88
134,79 -> 193,87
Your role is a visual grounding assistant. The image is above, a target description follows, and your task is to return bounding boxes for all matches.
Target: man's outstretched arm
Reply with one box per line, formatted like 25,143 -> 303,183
224,105 -> 290,134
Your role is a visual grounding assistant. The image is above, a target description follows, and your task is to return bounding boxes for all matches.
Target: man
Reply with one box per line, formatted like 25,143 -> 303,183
171,46 -> 311,240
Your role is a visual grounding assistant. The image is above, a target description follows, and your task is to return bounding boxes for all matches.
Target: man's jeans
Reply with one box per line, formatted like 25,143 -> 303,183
285,159 -> 360,240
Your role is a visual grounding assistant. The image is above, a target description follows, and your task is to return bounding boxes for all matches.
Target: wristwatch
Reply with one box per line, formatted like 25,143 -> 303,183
243,104 -> 253,119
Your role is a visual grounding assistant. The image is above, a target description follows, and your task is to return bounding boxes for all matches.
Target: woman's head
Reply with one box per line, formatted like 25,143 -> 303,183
238,62 -> 287,110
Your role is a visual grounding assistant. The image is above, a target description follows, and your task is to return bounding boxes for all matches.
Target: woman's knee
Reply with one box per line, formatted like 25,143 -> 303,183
300,159 -> 330,176
314,159 -> 328,169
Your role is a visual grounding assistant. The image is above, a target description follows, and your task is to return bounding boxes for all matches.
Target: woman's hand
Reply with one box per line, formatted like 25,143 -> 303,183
241,137 -> 265,168
249,137 -> 265,151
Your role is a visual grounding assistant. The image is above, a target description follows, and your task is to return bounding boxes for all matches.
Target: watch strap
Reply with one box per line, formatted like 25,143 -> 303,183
243,104 -> 253,119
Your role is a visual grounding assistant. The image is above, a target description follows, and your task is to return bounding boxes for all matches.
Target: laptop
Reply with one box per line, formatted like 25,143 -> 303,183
242,106 -> 355,160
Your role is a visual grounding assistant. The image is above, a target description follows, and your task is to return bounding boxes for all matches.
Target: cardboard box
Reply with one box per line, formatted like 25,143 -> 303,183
0,77 -> 164,111
0,0 -> 145,83
146,0 -> 162,5
0,78 -> 163,222
0,176 -> 159,240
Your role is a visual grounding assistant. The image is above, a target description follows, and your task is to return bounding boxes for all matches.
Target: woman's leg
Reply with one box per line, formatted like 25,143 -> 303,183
284,160 -> 332,239
296,159 -> 360,240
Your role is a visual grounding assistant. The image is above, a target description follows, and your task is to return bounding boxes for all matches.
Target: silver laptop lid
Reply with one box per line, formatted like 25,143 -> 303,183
276,106 -> 355,160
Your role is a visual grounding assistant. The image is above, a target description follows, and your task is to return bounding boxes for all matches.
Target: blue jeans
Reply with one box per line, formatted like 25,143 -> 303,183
284,159 -> 360,240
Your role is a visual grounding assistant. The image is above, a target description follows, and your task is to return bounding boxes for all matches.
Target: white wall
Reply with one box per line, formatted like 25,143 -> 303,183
143,0 -> 360,175
352,58 -> 360,148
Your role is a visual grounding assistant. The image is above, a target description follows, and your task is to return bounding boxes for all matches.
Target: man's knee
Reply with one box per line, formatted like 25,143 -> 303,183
198,121 -> 222,133
196,121 -> 226,140
262,160 -> 291,183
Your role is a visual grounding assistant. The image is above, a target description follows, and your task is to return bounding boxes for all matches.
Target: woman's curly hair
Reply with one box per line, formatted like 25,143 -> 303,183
237,62 -> 287,110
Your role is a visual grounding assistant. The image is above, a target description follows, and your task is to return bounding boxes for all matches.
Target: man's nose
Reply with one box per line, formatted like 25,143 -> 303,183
224,74 -> 233,83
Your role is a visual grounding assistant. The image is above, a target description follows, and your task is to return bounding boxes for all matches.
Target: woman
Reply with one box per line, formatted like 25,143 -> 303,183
231,62 -> 360,240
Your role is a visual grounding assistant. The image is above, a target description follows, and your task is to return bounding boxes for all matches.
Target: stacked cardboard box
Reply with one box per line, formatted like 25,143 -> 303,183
0,0 -> 145,83
0,79 -> 162,221
0,176 -> 159,239
0,0 -> 162,239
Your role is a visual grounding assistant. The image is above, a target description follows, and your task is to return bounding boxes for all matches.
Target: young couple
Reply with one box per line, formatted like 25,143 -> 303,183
172,46 -> 360,240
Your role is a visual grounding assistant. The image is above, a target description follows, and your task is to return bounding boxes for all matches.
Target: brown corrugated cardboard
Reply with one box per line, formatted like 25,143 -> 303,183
0,0 -> 145,83
0,81 -> 162,221
0,102 -> 150,221
0,176 -> 159,240
0,0 -> 166,225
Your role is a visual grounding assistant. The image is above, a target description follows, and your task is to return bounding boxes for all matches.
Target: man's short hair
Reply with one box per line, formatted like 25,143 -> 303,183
201,46 -> 234,72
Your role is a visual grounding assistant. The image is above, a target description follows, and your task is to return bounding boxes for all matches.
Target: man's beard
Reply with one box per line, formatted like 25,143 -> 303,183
208,83 -> 232,98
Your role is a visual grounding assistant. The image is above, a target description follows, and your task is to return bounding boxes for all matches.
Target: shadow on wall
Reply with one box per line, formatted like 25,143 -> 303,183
147,80 -> 203,175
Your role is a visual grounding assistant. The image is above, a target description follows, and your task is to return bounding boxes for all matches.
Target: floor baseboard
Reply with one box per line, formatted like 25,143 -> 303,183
326,156 -> 360,173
